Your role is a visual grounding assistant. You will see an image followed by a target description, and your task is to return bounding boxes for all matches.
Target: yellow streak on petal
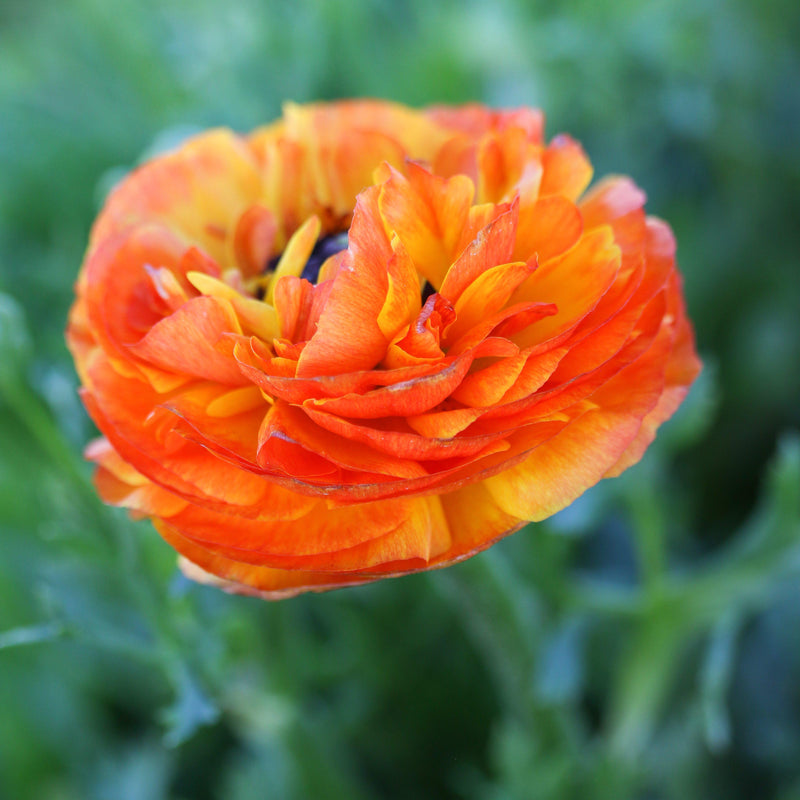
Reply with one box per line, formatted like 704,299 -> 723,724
447,260 -> 531,344
421,495 -> 452,562
437,481 -> 524,563
406,406 -> 486,438
206,386 -> 266,418
376,236 -> 421,340
266,215 -> 321,303
511,225 -> 621,348
485,407 -> 644,521
187,271 -> 280,341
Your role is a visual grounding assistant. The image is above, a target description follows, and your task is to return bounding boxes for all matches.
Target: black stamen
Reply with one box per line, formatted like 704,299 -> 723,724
302,231 -> 349,283
265,231 -> 349,285
421,281 -> 436,303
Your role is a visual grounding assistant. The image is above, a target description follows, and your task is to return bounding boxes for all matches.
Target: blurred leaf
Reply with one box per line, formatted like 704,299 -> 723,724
0,292 -> 32,392
700,609 -> 741,753
160,663 -> 220,748
685,431 -> 800,619
535,617 -> 585,706
779,789 -> 800,800
92,740 -> 171,800
437,548 -> 542,716
0,621 -> 65,650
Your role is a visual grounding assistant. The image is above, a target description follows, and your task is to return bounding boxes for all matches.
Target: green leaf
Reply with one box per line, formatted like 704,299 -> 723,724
160,663 -> 220,748
0,292 -> 32,393
700,610 -> 741,753
0,621 -> 65,650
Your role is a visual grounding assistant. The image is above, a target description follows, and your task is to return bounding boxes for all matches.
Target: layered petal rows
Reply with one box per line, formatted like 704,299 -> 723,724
67,101 -> 701,598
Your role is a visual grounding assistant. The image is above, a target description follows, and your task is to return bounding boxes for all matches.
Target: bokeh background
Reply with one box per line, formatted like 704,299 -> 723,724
1,0 -> 799,798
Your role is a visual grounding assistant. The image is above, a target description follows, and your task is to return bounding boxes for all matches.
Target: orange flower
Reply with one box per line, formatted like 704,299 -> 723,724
67,100 -> 701,599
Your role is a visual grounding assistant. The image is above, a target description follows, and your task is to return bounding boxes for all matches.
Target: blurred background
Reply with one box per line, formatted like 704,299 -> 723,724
1,0 -> 799,797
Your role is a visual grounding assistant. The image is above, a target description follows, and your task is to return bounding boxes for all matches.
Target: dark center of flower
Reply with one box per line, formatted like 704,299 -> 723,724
421,281 -> 436,303
301,231 -> 349,283
266,231 -> 349,285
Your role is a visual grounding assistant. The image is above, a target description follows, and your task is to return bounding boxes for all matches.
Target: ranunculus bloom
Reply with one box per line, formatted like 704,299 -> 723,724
67,100 -> 701,599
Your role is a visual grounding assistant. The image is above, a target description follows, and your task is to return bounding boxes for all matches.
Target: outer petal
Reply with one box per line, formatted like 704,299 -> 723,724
167,529 -> 380,599
90,130 -> 263,263
539,135 -> 593,200
160,493 -> 451,569
483,317 -> 677,520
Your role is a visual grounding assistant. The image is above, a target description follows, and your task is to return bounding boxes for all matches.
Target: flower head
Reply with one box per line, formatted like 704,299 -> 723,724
67,100 -> 701,598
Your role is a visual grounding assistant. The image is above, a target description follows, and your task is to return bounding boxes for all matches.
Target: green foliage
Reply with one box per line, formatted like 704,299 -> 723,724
1,0 -> 799,798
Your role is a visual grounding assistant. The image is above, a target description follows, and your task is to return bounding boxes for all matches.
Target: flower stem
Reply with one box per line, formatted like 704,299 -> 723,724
434,547 -> 541,719
605,595 -> 684,761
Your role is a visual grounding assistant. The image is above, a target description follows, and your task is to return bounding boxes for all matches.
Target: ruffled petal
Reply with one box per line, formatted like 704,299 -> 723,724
67,100 -> 701,599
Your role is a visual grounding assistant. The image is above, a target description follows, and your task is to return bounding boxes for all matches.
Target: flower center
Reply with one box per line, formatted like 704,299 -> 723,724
266,230 -> 349,285
302,231 -> 349,283
421,281 -> 436,303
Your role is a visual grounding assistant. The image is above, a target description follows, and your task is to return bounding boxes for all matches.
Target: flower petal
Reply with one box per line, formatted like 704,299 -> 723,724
296,187 -> 390,375
128,296 -> 248,385
91,130 -> 262,263
378,162 -> 474,290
